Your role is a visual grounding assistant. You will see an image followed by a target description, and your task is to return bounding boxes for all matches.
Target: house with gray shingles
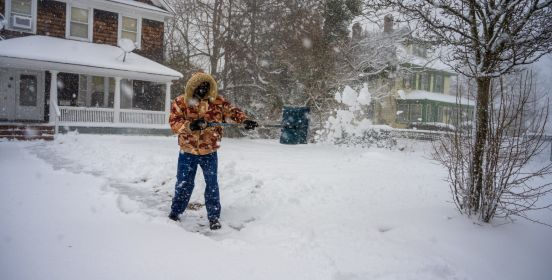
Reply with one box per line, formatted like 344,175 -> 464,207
0,0 -> 183,140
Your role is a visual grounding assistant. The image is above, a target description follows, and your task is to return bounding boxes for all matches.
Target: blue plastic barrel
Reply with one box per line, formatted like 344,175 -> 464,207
280,106 -> 310,145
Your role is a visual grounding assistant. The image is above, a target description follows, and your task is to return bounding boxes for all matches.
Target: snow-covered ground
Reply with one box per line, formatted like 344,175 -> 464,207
1,134 -> 551,280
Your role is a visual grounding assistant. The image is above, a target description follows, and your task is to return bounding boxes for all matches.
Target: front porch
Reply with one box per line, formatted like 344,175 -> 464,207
395,90 -> 475,131
51,72 -> 173,130
0,36 -> 183,133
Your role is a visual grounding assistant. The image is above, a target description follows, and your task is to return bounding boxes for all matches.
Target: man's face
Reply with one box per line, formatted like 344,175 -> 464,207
194,82 -> 210,99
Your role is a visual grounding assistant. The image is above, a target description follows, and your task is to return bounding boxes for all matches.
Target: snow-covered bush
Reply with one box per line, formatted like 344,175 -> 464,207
316,85 -> 396,148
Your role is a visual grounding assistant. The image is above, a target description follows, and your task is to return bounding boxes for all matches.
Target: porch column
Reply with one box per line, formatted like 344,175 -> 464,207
103,77 -> 109,107
165,82 -> 172,123
114,77 -> 121,123
49,70 -> 59,124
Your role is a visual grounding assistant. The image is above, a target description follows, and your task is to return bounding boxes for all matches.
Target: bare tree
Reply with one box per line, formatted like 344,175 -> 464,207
165,1 -> 198,98
166,0 -> 362,135
166,0 -> 234,76
434,71 -> 552,224
335,23 -> 414,101
367,0 -> 552,218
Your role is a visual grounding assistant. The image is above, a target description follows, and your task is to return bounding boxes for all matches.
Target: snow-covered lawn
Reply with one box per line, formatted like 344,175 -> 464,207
1,134 -> 551,280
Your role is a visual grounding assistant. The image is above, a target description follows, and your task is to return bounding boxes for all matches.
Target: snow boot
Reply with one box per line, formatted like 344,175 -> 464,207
168,213 -> 180,222
209,219 -> 221,230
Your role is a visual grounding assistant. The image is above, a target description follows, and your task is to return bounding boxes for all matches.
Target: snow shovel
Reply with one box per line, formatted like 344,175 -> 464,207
207,106 -> 310,145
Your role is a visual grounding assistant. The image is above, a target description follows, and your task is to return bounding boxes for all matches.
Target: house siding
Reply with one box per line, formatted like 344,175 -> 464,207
0,0 -> 25,39
36,0 -> 66,38
2,1 -> 166,63
136,18 -> 164,63
93,9 -> 118,46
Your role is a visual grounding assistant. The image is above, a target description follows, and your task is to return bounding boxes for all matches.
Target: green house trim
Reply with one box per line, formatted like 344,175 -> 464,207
396,99 -> 474,124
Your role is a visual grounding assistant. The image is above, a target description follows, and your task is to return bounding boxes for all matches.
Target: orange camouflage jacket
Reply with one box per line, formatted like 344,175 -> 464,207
169,72 -> 246,155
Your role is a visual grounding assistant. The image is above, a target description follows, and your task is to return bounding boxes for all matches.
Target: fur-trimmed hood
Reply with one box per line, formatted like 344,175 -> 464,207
184,72 -> 218,102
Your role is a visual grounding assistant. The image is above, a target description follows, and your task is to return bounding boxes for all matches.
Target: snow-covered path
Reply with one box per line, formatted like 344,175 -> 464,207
1,135 -> 551,280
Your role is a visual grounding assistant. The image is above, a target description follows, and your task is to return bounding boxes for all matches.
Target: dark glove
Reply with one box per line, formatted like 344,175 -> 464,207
190,119 -> 207,131
243,120 -> 258,130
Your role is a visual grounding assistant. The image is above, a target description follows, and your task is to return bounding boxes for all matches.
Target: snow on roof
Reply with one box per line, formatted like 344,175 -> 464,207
398,90 -> 474,106
105,0 -> 171,14
0,36 -> 182,81
396,45 -> 455,74
151,0 -> 176,14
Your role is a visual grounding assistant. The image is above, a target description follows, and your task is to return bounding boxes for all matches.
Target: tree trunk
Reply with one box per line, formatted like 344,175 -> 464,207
470,76 -> 491,214
210,0 -> 223,76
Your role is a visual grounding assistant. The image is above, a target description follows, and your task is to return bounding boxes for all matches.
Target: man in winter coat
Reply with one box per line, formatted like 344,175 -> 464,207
168,71 -> 258,230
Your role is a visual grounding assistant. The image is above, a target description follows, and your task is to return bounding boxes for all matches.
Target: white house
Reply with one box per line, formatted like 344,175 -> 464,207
0,0 -> 183,139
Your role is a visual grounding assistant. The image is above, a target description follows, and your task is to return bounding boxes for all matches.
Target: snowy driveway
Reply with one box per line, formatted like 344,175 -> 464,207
1,134 -> 551,280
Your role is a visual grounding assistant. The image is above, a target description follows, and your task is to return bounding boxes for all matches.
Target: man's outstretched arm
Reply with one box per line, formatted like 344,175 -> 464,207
169,96 -> 192,134
221,97 -> 247,124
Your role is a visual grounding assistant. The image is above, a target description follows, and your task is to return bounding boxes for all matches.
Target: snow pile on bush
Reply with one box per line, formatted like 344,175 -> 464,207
317,84 -> 396,148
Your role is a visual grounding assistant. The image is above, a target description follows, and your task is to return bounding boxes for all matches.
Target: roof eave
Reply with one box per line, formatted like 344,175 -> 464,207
156,0 -> 176,14
55,0 -> 173,19
0,56 -> 182,83
401,62 -> 457,75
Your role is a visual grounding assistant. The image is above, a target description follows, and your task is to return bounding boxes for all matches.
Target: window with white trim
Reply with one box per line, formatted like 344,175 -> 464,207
6,0 -> 36,32
67,5 -> 92,41
119,15 -> 141,48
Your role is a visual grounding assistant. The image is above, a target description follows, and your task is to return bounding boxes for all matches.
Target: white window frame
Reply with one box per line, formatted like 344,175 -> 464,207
65,3 -> 93,42
5,0 -> 38,34
118,14 -> 142,49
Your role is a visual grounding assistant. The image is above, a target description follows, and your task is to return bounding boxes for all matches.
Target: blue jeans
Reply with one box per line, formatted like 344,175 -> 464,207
170,151 -> 221,221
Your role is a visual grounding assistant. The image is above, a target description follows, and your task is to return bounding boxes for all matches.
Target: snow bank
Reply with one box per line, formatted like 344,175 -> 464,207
319,85 -> 395,148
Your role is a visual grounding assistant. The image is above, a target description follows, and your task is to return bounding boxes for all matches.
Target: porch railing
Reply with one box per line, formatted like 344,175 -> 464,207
120,109 -> 166,125
60,107 -> 115,123
59,106 -> 167,127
